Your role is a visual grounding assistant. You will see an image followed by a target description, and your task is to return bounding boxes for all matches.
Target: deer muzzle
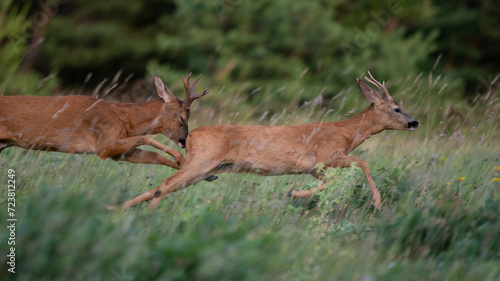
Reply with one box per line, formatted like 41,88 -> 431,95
407,120 -> 419,131
178,139 -> 186,148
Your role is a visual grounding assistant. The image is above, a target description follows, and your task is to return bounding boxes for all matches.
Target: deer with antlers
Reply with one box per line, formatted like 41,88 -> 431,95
0,74 -> 208,169
120,72 -> 419,210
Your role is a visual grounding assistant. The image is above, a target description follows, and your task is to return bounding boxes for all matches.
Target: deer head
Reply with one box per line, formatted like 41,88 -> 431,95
356,71 -> 419,131
154,74 -> 209,148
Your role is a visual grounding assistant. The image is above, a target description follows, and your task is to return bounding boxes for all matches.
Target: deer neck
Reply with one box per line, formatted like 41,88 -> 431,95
337,105 -> 386,153
119,100 -> 165,136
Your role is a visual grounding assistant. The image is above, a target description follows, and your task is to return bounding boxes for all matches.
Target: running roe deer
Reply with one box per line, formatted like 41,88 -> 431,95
0,74 -> 208,169
120,72 -> 419,210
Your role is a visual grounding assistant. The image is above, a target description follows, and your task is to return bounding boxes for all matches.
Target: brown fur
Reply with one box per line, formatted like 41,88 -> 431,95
121,73 -> 419,210
0,74 -> 208,169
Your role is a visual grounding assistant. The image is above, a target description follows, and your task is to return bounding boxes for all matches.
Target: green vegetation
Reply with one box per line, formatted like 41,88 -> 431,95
1,72 -> 499,280
1,0 -> 500,280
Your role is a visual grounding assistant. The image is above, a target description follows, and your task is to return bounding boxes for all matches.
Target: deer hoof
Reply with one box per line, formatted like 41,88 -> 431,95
205,175 -> 218,182
373,200 -> 382,210
105,205 -> 118,211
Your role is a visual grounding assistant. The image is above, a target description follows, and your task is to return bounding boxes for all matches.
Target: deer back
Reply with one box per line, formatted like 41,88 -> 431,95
0,74 -> 209,153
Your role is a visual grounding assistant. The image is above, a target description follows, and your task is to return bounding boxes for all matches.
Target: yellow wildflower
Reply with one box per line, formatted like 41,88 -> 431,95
493,177 -> 500,182
494,166 -> 500,171
458,177 -> 466,181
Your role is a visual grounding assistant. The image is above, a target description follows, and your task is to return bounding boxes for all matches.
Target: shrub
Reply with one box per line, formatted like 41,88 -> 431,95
377,199 -> 500,260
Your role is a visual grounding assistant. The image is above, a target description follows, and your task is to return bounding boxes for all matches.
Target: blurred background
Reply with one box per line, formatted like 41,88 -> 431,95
1,0 -> 499,115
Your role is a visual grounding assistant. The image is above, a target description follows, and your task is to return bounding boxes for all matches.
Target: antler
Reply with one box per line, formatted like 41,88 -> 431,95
364,71 -> 392,100
182,73 -> 209,108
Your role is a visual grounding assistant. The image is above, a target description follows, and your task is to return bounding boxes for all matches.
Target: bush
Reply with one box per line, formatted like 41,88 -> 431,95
377,199 -> 500,260
0,183 -> 288,281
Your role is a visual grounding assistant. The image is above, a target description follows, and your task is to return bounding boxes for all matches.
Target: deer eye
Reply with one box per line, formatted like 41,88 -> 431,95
394,108 -> 401,113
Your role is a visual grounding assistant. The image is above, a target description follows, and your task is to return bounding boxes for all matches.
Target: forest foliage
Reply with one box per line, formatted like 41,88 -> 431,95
1,0 -> 499,104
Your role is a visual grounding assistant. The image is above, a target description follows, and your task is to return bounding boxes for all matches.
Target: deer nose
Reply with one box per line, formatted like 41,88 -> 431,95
407,120 -> 419,129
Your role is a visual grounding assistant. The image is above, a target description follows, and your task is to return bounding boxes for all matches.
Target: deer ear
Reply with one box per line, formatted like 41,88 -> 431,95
154,74 -> 179,103
356,78 -> 382,103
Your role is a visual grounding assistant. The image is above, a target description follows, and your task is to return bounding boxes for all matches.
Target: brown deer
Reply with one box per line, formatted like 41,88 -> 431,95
0,74 -> 208,169
120,72 -> 419,210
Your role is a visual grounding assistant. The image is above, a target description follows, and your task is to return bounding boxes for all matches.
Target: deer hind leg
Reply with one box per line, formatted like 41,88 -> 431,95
0,143 -> 8,154
149,160 -> 221,210
0,128 -> 13,154
121,159 -> 220,210
289,181 -> 328,198
288,169 -> 330,198
0,138 -> 14,155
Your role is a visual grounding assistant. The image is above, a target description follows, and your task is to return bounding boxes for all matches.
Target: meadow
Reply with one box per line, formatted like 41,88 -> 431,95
1,72 -> 499,281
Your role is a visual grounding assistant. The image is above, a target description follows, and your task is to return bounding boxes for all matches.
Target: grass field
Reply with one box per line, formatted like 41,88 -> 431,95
1,73 -> 499,280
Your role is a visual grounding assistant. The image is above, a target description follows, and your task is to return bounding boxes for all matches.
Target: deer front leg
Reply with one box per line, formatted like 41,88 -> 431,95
97,136 -> 185,168
139,137 -> 185,166
290,155 -> 382,208
322,155 -> 381,208
111,148 -> 180,169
